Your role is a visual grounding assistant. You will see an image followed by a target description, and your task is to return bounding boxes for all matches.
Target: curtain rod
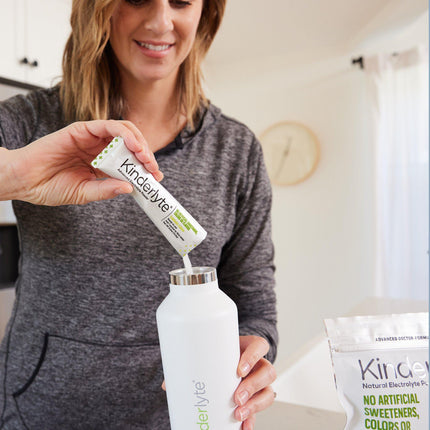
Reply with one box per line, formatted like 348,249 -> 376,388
352,52 -> 400,70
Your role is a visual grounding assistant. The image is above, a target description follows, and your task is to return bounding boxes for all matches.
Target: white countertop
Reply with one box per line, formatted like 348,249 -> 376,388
255,401 -> 346,429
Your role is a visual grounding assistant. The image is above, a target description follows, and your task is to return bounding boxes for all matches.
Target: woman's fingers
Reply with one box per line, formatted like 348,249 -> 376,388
233,336 -> 276,430
66,120 -> 137,152
241,413 -> 256,430
235,358 -> 276,406
235,386 -> 276,426
238,336 -> 270,378
69,120 -> 163,182
116,120 -> 163,179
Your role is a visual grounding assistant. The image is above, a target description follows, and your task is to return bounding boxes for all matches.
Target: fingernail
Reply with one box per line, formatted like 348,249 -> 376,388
115,188 -> 128,195
239,407 -> 250,421
240,362 -> 251,376
154,171 -> 164,182
115,184 -> 133,195
237,390 -> 249,406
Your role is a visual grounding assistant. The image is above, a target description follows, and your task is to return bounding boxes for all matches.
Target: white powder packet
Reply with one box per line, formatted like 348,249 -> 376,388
324,313 -> 428,430
92,136 -> 207,257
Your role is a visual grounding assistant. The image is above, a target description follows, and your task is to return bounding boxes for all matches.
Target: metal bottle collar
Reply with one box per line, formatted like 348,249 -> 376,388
169,267 -> 217,286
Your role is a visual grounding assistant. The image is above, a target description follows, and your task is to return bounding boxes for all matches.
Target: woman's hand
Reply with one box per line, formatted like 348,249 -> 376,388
160,335 -> 276,429
1,119 -> 162,206
235,335 -> 277,430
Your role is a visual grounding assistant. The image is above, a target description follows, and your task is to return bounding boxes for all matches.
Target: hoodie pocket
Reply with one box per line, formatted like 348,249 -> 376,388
13,333 -> 165,429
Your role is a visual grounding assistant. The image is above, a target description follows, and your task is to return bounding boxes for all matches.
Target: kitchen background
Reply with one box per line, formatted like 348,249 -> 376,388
0,0 -> 428,424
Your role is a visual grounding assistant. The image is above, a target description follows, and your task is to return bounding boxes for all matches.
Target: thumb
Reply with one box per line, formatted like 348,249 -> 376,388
80,179 -> 133,203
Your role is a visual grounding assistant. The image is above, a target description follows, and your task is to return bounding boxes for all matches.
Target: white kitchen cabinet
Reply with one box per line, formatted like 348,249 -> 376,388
0,0 -> 71,88
0,2 -> 21,82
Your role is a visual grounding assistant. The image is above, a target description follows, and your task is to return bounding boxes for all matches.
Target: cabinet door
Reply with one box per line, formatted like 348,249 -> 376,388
0,0 -> 26,82
25,0 -> 72,87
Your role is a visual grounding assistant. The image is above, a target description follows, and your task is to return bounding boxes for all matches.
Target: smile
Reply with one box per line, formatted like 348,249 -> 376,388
135,41 -> 172,52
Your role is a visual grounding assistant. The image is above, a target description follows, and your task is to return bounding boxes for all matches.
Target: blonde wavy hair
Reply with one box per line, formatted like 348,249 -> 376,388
60,0 -> 226,128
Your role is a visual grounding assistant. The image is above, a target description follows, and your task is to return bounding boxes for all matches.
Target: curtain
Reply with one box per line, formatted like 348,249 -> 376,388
365,45 -> 429,300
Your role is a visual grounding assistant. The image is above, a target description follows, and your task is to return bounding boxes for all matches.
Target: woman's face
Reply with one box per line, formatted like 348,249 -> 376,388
110,0 -> 203,87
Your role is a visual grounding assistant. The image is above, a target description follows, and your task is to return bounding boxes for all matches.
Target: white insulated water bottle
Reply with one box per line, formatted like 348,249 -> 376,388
156,267 -> 241,430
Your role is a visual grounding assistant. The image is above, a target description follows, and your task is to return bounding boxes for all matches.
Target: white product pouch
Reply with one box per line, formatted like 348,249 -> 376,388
325,313 -> 429,430
92,136 -> 207,257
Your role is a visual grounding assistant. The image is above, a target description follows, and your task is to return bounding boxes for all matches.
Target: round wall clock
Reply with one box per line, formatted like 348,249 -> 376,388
259,121 -> 320,186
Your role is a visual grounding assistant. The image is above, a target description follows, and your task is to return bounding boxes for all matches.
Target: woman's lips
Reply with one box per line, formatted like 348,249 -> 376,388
134,40 -> 174,58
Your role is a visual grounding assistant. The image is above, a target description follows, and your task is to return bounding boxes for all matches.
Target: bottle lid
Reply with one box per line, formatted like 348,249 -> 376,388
169,267 -> 217,286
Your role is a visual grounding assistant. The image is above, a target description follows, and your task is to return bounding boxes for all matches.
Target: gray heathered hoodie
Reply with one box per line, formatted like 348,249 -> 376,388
0,87 -> 277,429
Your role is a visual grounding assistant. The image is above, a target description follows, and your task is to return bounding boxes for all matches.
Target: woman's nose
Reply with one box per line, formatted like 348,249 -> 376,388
144,1 -> 174,35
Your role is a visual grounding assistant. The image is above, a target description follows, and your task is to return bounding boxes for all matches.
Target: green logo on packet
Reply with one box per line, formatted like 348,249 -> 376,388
174,209 -> 198,234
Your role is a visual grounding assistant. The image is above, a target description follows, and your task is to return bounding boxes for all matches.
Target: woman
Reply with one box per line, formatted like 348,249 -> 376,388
0,1 -> 277,429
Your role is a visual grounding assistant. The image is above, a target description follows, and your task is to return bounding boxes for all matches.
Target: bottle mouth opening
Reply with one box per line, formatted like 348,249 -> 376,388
169,266 -> 217,285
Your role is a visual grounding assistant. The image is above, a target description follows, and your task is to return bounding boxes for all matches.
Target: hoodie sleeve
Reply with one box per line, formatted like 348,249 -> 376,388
217,136 -> 278,363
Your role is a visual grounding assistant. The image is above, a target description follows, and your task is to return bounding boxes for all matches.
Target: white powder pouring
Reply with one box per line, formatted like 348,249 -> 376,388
183,254 -> 193,276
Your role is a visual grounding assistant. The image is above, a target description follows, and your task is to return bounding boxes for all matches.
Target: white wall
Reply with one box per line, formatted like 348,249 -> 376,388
204,55 -> 375,365
203,11 -> 428,367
